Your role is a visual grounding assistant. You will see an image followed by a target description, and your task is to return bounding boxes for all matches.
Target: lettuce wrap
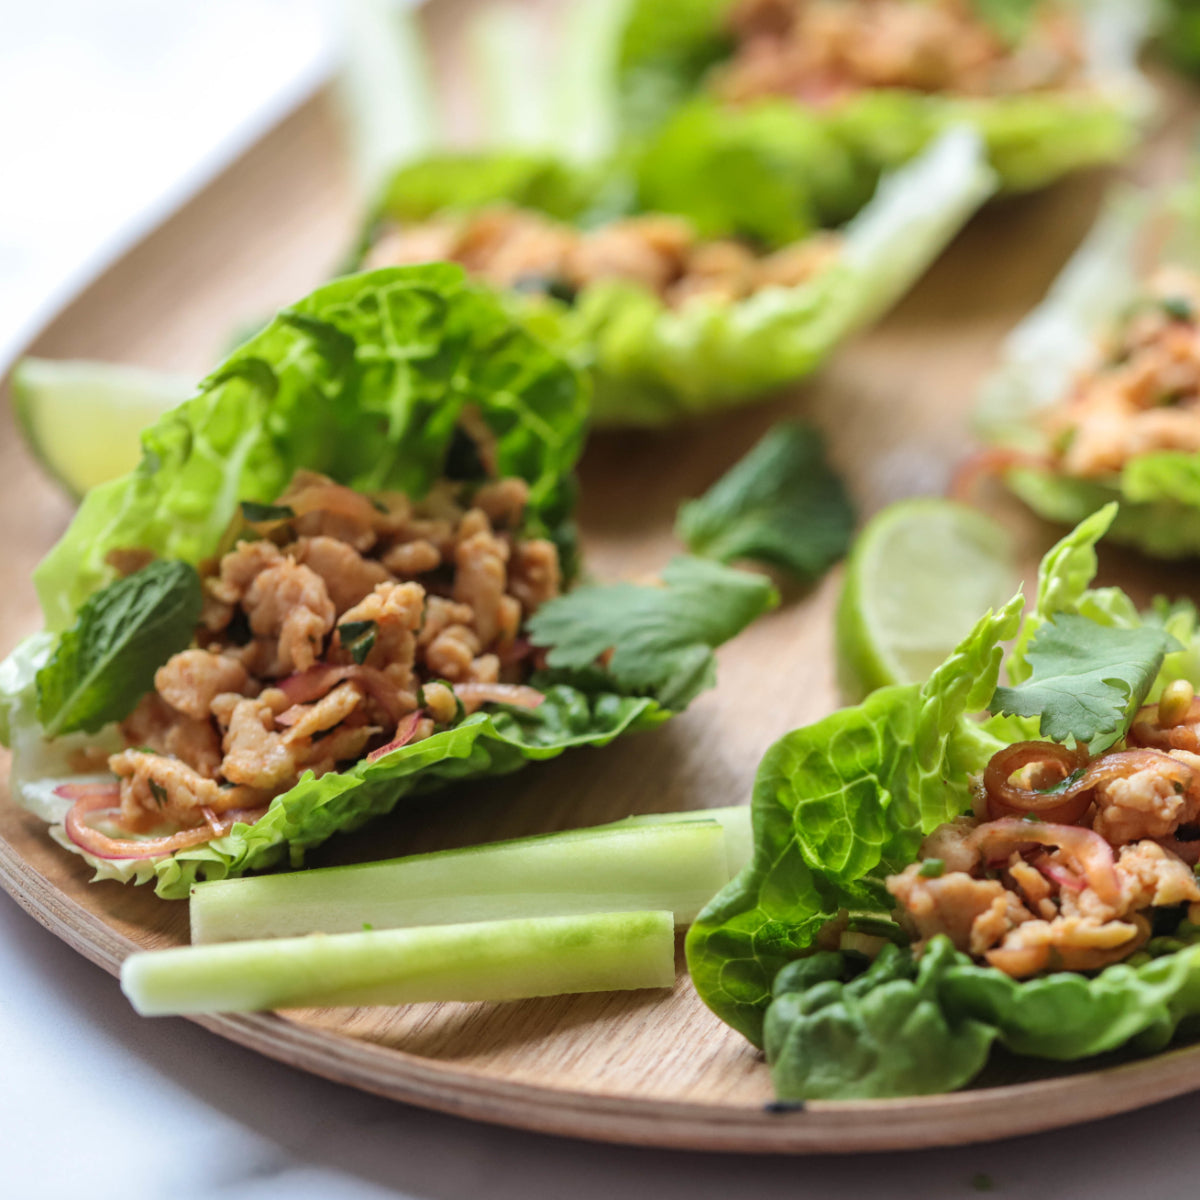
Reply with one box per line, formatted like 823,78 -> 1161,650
616,0 -> 1153,194
687,504 -> 1200,1099
974,182 -> 1200,558
361,128 -> 996,426
0,265 -> 776,899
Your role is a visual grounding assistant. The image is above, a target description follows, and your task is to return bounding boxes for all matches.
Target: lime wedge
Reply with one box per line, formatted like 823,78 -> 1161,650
11,358 -> 193,499
836,499 -> 1017,702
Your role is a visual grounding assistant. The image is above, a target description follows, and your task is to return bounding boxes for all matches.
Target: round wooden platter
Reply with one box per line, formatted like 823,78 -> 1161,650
7,10 -> 1200,1152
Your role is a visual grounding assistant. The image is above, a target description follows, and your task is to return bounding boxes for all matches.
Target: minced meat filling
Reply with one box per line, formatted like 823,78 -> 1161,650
715,0 -> 1085,106
365,207 -> 843,308
1043,268 -> 1200,478
884,716 -> 1200,978
108,470 -> 558,833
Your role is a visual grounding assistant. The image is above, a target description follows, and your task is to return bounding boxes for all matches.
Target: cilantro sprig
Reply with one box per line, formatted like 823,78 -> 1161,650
990,612 -> 1181,750
527,556 -> 778,711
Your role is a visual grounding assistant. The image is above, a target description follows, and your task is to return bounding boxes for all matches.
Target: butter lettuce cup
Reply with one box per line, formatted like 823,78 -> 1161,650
971,182 -> 1200,558
687,504 -> 1200,1100
0,265 -> 776,900
357,128 -> 996,426
616,0 -> 1153,194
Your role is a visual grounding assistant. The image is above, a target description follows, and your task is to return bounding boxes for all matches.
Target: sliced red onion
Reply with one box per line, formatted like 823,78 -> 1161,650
366,711 -> 425,762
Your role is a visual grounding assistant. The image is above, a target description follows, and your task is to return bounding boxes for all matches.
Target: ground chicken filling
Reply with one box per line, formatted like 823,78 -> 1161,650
1036,268 -> 1200,479
64,470 -> 560,858
715,0 -> 1086,107
882,683 -> 1200,979
365,207 -> 843,309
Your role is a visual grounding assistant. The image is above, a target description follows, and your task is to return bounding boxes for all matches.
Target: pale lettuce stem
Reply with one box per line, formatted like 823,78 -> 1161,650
469,3 -> 552,150
123,910 -> 676,1016
337,0 -> 440,202
191,818 -> 735,944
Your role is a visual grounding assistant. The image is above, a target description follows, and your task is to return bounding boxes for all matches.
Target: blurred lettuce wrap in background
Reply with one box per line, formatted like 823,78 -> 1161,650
973,179 -> 1200,557
0,265 -> 776,899
616,0 -> 1153,194
687,506 -> 1200,1100
360,128 -> 996,426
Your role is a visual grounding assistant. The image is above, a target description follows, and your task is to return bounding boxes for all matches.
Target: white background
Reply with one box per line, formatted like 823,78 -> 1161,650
5,3 -> 1200,1196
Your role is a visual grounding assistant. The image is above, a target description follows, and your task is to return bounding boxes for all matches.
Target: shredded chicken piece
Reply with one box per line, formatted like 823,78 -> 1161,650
337,582 -> 425,686
716,0 -> 1085,106
243,560 -> 336,675
473,478 -> 529,525
109,470 -> 558,833
366,204 -> 844,310
221,698 -> 300,790
154,650 -> 252,721
453,509 -> 512,647
1092,761 -> 1200,845
382,539 -> 441,577
887,864 -> 1031,954
292,536 -> 392,615
120,693 -> 223,779
109,749 -> 252,829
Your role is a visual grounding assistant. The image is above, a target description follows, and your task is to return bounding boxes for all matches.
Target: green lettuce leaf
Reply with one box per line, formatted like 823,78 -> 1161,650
527,556 -> 778,711
33,265 -> 588,631
763,934 -> 1200,1100
631,100 -> 877,247
57,685 -> 667,900
676,422 -> 855,581
580,127 -> 996,424
615,0 -> 1152,191
764,940 -> 997,1100
685,591 -> 1023,1045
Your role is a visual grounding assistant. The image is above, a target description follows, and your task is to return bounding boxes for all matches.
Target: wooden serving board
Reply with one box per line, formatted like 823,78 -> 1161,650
5,5 -> 1200,1152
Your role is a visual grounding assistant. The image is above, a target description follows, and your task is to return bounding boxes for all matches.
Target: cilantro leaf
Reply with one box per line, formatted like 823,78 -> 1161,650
35,560 -> 202,737
526,556 -> 778,711
676,423 -> 855,582
990,613 -> 1181,750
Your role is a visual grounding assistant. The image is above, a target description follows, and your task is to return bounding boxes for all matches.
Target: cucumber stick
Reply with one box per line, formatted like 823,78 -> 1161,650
191,819 -> 730,944
122,911 -> 676,1016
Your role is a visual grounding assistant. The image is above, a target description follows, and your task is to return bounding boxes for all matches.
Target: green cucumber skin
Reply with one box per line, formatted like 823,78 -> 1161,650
190,817 -> 739,944
122,911 -> 677,1015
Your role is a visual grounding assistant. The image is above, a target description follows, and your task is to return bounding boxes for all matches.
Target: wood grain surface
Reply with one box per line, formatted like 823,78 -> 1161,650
4,6 -> 1200,1151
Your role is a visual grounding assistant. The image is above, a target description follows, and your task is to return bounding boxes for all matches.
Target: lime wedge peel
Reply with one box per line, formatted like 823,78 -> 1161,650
835,498 -> 1018,703
11,358 -> 193,499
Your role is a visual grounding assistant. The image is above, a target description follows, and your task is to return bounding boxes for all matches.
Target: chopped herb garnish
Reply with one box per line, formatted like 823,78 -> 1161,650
918,858 -> 946,878
148,779 -> 168,809
338,620 -> 377,666
240,501 -> 295,523
511,273 -> 577,305
1163,296 -> 1195,322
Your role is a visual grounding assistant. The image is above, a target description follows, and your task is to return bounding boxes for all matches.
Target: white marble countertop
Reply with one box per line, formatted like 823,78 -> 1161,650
6,4 -> 1200,1196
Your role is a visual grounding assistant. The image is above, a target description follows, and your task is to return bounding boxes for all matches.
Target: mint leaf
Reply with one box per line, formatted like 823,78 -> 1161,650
676,423 -> 855,582
527,556 -> 778,711
36,560 -> 202,737
991,613 -> 1181,749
